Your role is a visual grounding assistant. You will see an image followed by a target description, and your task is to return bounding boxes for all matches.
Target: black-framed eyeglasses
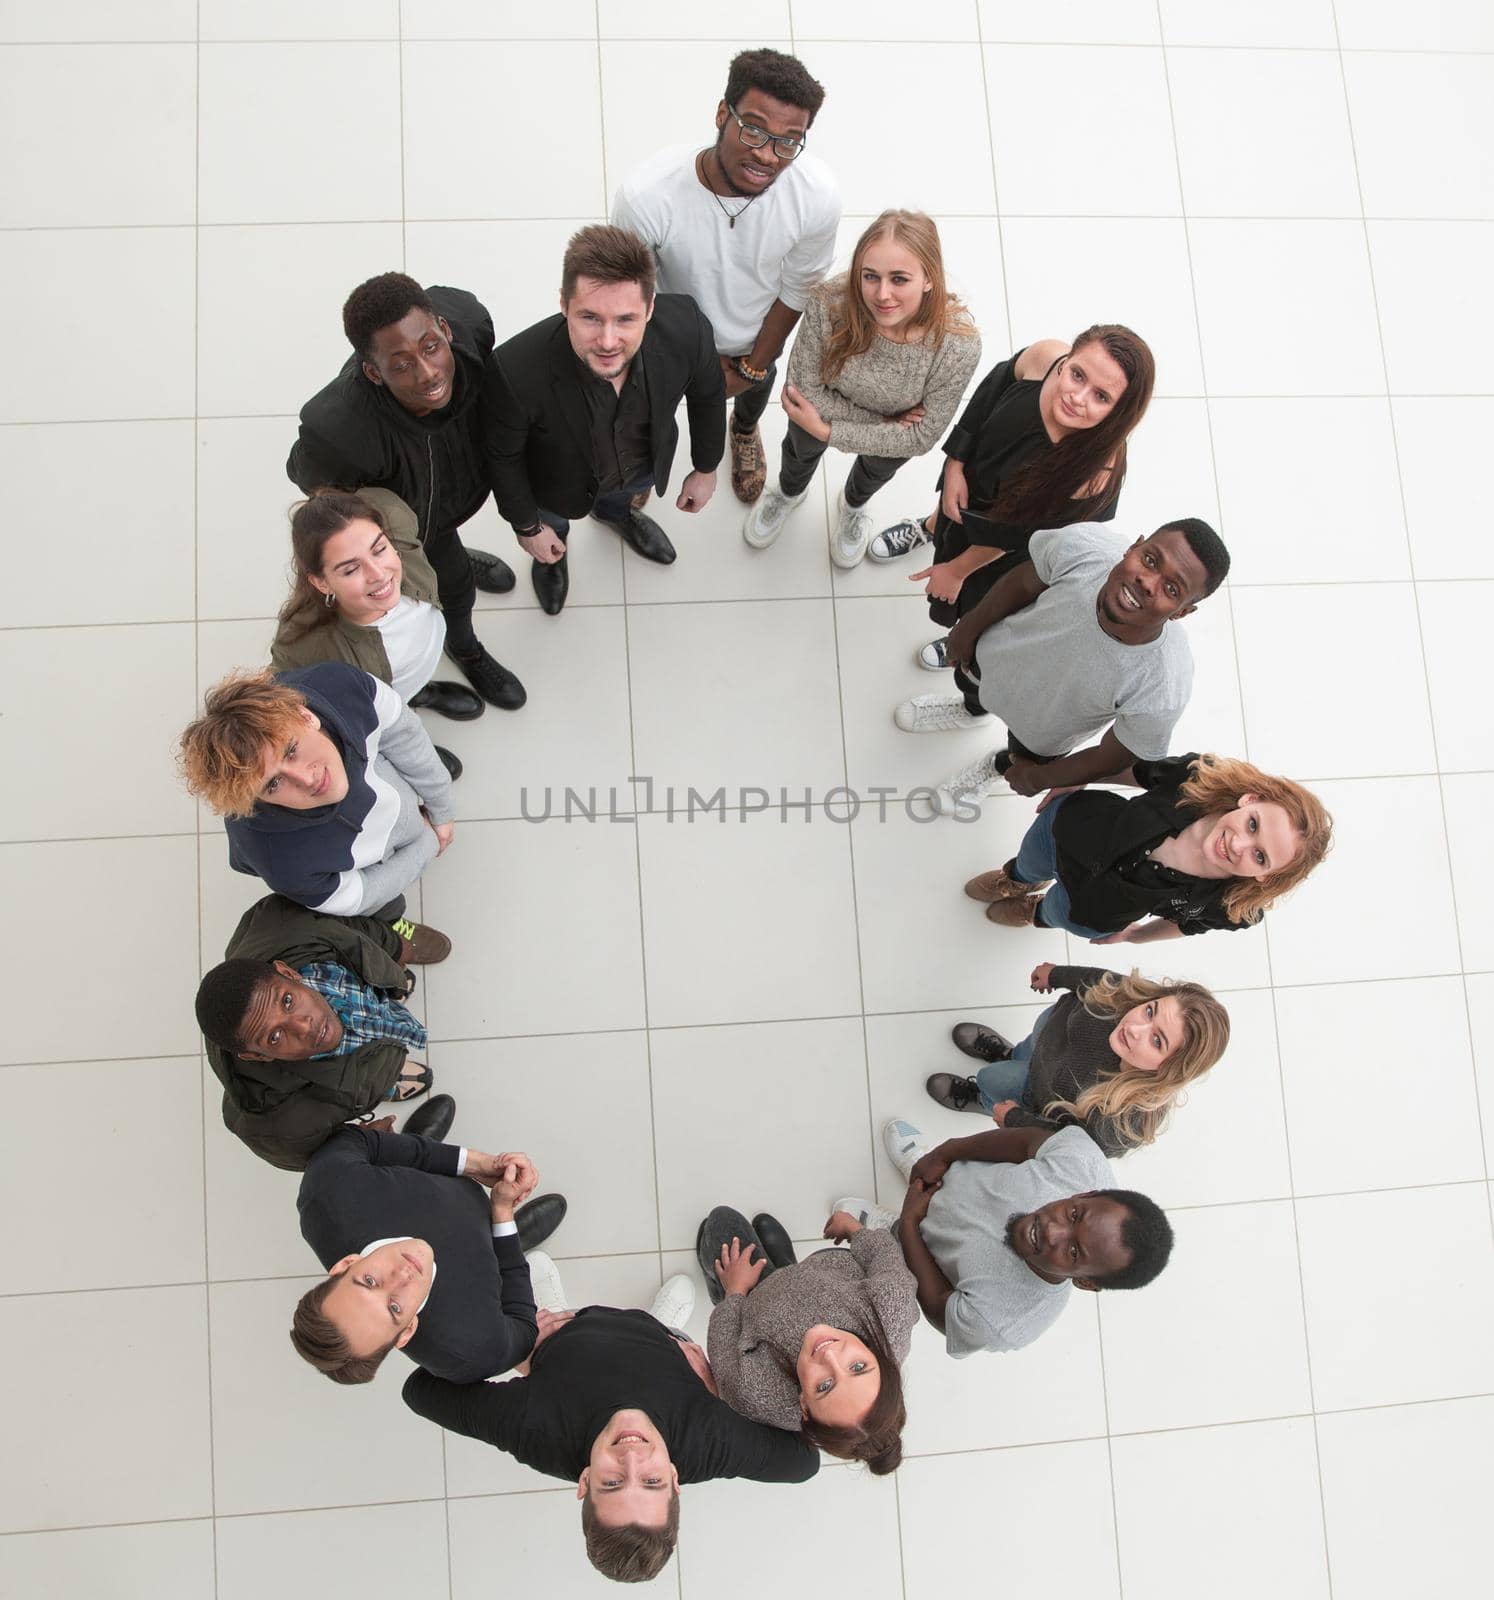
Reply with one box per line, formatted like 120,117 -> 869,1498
725,102 -> 807,160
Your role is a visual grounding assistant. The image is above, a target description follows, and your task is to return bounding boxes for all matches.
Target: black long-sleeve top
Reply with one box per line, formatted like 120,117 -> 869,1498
402,1307 -> 819,1487
1051,754 -> 1253,936
297,1127 -> 536,1382
1003,966 -> 1139,1157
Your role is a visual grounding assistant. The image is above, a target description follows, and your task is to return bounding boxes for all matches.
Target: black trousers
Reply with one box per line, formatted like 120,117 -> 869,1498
424,526 -> 479,651
778,418 -> 908,505
730,361 -> 778,430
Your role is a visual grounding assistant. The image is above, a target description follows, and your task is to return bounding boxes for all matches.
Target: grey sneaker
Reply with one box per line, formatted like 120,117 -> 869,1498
883,1117 -> 931,1182
935,749 -> 1003,815
869,516 -> 933,563
894,694 -> 984,733
832,1194 -> 901,1230
918,636 -> 951,670
830,488 -> 873,568
743,482 -> 806,549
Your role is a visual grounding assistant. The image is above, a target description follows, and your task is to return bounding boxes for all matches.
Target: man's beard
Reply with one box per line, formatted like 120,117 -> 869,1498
1002,1211 -> 1026,1256
712,130 -> 753,198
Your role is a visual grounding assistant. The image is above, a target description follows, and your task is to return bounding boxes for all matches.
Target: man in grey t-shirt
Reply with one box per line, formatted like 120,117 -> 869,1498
883,1119 -> 1174,1358
893,517 -> 1230,815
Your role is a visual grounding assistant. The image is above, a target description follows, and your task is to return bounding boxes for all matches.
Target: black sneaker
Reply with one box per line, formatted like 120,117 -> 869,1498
950,1022 -> 1013,1063
925,1072 -> 986,1113
449,643 -> 527,711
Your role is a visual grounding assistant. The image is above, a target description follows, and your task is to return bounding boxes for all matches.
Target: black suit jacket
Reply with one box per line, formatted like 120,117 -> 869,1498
297,1127 -> 536,1382
483,293 -> 726,533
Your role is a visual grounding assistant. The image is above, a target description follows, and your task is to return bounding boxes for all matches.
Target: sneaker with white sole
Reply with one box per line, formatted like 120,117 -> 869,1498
525,1249 -> 567,1313
868,516 -> 933,563
935,749 -> 1002,815
743,482 -> 806,549
894,693 -> 985,733
830,488 -> 873,568
883,1118 -> 931,1183
917,636 -> 950,670
832,1195 -> 901,1231
647,1272 -> 696,1331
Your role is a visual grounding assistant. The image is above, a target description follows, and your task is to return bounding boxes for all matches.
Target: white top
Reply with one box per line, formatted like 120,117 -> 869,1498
373,596 -> 445,701
973,523 -> 1195,762
612,143 -> 842,356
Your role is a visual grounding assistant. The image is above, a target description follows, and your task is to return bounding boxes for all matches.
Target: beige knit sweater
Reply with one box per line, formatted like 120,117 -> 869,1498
785,287 -> 982,459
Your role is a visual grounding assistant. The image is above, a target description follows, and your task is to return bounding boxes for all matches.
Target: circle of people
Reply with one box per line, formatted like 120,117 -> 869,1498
177,50 -> 1334,1588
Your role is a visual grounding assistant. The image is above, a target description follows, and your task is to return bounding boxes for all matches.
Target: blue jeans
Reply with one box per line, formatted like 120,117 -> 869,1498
974,1005 -> 1053,1111
538,467 -> 655,541
1013,800 -> 1110,941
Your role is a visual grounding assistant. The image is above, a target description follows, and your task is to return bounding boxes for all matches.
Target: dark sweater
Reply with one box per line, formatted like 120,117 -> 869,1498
1051,754 -> 1251,936
1003,966 -> 1138,1158
205,895 -> 411,1171
287,285 -> 496,535
298,1128 -> 536,1383
402,1307 -> 819,1487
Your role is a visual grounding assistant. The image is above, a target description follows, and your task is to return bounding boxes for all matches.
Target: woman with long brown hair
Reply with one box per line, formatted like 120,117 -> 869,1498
927,964 -> 1231,1158
970,752 -> 1333,943
743,209 -> 982,567
875,322 -> 1156,680
271,487 -> 481,780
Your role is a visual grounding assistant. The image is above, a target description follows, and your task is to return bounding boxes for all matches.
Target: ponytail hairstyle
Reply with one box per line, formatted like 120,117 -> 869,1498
276,488 -> 392,645
1044,970 -> 1231,1148
774,1314 -> 907,1474
1178,754 -> 1334,923
986,323 -> 1155,529
818,209 -> 974,385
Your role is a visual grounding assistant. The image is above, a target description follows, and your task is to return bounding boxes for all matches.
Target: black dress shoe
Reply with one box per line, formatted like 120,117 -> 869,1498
467,546 -> 516,594
434,745 -> 463,782
401,1092 -> 455,1142
408,679 -> 484,721
449,644 -> 527,710
515,1193 -> 567,1252
531,554 -> 569,616
751,1212 -> 798,1269
605,509 -> 676,564
951,1022 -> 1014,1063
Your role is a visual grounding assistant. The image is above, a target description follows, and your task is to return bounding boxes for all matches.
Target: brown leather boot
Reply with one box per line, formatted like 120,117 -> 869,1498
985,894 -> 1042,927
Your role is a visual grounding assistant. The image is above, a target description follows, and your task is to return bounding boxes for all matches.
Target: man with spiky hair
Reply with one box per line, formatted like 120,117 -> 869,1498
288,273 -> 526,711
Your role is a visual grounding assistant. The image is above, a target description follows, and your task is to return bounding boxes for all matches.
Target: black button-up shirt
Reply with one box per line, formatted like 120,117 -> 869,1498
577,355 -> 652,495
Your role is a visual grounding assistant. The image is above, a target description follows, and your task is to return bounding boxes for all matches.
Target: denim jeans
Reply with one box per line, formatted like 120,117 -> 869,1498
1012,800 -> 1110,941
538,467 -> 655,541
974,1005 -> 1053,1111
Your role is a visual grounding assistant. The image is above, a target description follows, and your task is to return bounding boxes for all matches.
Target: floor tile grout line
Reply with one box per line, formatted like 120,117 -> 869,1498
973,0 -> 1016,351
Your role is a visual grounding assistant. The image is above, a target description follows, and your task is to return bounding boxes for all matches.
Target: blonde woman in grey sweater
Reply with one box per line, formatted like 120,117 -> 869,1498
743,209 -> 981,567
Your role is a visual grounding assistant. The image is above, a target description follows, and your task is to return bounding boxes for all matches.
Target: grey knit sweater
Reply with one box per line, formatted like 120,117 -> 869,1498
785,287 -> 982,459
706,1227 -> 919,1433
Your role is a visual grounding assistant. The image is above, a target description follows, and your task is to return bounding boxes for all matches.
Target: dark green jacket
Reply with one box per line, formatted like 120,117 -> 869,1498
207,895 -> 414,1171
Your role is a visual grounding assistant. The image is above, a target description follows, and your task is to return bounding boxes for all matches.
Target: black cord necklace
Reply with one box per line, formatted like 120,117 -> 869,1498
698,148 -> 763,229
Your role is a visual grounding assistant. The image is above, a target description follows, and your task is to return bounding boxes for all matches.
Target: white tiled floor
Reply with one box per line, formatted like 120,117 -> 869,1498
2,3 -> 1490,1596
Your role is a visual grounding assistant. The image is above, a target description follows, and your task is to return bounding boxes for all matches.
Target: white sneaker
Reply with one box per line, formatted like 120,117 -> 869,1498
935,749 -> 1002,816
525,1249 -> 567,1313
917,637 -> 950,670
894,694 -> 984,733
647,1272 -> 696,1330
832,1194 -> 900,1231
883,1118 -> 931,1183
743,482 -> 806,549
868,516 -> 933,563
830,488 -> 872,569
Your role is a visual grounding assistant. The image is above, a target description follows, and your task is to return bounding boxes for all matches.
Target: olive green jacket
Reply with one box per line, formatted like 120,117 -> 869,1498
269,488 -> 441,685
206,894 -> 415,1171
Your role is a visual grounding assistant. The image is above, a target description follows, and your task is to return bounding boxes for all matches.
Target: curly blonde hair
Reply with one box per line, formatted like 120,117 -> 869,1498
1045,970 -> 1231,1148
179,668 -> 308,819
1179,754 -> 1333,923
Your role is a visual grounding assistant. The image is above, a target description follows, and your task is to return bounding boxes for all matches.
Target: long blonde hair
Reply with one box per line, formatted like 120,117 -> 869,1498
1046,971 -> 1231,1149
819,210 -> 973,384
1179,754 -> 1334,923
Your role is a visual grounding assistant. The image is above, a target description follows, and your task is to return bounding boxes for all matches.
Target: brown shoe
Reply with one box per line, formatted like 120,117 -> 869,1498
391,917 -> 452,964
730,422 -> 767,503
986,894 -> 1042,927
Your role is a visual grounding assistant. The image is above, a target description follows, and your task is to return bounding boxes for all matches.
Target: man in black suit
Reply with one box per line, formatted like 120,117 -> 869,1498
288,273 -> 526,710
290,1125 -> 566,1385
483,224 -> 727,614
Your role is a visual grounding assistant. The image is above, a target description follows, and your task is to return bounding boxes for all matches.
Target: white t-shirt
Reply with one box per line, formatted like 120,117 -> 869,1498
973,523 -> 1194,761
373,596 -> 445,701
612,144 -> 841,356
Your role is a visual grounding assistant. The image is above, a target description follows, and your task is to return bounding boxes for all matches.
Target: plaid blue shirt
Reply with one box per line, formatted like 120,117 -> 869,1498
298,962 -> 428,1058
